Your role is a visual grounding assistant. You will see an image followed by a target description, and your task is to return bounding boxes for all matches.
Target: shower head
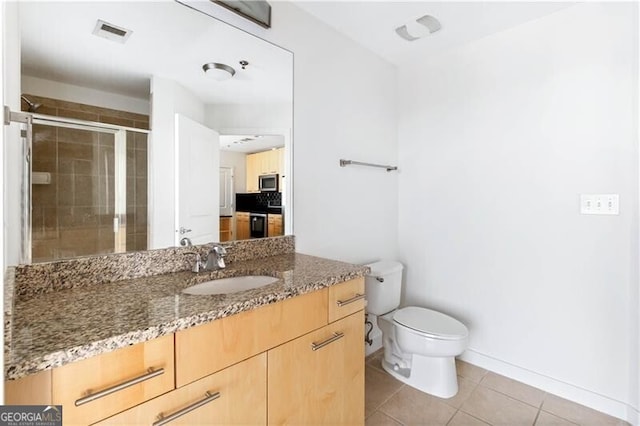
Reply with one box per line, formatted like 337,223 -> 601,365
20,95 -> 42,113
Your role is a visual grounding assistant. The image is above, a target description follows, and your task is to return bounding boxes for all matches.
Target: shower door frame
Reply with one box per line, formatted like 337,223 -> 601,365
7,109 -> 150,263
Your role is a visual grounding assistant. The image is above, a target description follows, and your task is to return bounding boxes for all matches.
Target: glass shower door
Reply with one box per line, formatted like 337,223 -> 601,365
30,121 -> 128,262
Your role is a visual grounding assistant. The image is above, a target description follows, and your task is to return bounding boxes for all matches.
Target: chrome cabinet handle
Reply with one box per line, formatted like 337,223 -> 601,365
179,227 -> 192,235
153,391 -> 221,426
75,367 -> 164,406
311,332 -> 344,351
336,293 -> 365,307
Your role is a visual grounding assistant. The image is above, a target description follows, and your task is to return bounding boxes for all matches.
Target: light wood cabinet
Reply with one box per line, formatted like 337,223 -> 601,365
51,334 -> 175,425
268,310 -> 365,425
245,148 -> 284,193
236,212 -> 250,240
219,216 -> 232,242
328,277 -> 366,323
175,288 -> 327,387
97,353 -> 266,425
245,153 -> 260,192
5,370 -> 52,405
268,214 -> 283,237
6,277 -> 365,426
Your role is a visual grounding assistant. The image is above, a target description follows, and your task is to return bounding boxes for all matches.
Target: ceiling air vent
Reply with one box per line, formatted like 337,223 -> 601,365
92,20 -> 132,43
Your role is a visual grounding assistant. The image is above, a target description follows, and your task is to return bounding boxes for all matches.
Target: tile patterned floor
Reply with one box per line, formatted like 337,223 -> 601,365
365,350 -> 629,426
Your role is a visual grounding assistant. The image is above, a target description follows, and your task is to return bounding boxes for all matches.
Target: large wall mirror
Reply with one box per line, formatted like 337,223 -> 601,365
9,0 -> 293,264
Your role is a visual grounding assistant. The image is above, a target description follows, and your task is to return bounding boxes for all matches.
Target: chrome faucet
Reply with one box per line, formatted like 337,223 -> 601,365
183,251 -> 207,273
206,244 -> 227,270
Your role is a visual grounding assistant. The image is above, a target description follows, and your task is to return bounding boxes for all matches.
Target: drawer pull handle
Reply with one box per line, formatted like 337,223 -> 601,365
311,332 -> 344,351
153,391 -> 221,426
75,367 -> 165,406
336,293 -> 365,307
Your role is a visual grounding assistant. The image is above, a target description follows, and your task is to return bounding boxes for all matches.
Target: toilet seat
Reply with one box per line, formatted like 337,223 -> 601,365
393,306 -> 468,340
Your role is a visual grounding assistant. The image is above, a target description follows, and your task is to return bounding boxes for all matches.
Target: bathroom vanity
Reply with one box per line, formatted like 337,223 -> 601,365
4,236 -> 367,425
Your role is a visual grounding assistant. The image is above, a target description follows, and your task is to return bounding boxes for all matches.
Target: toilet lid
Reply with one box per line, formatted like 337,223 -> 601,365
393,306 -> 468,340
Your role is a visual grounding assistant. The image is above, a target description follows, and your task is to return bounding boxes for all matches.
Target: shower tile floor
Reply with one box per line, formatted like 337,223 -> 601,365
364,349 -> 629,426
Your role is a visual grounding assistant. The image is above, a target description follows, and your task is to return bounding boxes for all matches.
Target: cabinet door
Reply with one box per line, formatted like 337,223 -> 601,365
265,150 -> 279,174
52,334 -> 174,425
236,212 -> 250,240
5,370 -> 52,405
176,289 -> 327,388
219,217 -> 232,242
328,277 -> 365,323
268,310 -> 364,425
267,214 -> 283,237
97,353 -> 266,425
245,153 -> 259,192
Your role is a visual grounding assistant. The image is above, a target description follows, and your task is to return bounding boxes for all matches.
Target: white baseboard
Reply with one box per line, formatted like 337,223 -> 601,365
460,348 -> 637,425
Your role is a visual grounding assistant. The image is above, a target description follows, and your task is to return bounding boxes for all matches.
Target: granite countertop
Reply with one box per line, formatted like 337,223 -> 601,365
5,253 -> 369,380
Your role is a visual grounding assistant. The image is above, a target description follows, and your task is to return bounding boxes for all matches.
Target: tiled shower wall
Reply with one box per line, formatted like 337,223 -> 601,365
22,94 -> 149,262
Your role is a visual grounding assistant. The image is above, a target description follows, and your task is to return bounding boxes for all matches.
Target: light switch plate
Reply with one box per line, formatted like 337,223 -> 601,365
580,194 -> 619,215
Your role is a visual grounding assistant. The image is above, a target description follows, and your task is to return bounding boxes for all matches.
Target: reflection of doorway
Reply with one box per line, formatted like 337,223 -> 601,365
27,116 -> 148,262
220,167 -> 234,217
174,114 -> 220,246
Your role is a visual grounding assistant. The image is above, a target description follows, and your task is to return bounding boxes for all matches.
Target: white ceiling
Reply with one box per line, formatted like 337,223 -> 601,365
220,134 -> 284,153
19,1 -> 574,106
19,1 -> 293,105
294,1 -> 575,66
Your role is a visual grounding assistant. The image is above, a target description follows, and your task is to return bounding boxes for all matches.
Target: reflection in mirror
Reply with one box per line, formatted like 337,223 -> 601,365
13,1 -> 293,263
219,131 -> 288,242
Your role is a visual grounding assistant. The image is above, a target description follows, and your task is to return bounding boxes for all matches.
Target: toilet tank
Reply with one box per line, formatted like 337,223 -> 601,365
365,260 -> 404,315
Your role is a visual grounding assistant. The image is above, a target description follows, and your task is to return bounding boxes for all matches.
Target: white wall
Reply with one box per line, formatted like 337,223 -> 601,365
397,3 -> 637,421
220,150 -> 247,194
149,76 -> 205,249
0,0 -> 14,404
21,76 -> 149,115
187,0 -> 398,263
205,103 -> 291,130
258,3 -> 398,263
3,1 -> 21,268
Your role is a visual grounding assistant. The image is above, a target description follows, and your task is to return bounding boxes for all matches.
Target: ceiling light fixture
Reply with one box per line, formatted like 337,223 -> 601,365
396,14 -> 441,41
202,62 -> 236,81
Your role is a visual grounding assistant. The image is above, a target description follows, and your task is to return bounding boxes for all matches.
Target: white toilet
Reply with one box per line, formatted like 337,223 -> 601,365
365,261 -> 469,398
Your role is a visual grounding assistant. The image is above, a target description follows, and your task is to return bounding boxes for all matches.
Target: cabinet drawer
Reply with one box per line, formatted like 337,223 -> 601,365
176,288 -> 327,387
328,277 -> 365,323
97,353 -> 266,426
5,370 -> 52,405
52,334 -> 174,425
268,310 -> 365,425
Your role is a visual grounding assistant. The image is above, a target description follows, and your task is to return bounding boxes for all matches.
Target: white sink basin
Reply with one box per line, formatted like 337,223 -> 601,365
182,275 -> 279,295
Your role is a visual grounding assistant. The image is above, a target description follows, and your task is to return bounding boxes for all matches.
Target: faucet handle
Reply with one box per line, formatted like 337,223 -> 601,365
183,251 -> 204,273
212,244 -> 227,256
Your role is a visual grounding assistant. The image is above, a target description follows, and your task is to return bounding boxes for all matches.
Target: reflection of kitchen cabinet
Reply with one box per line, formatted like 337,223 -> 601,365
268,311 -> 364,424
246,148 -> 284,193
219,216 -> 232,242
268,214 -> 283,237
236,212 -> 250,240
246,153 -> 260,192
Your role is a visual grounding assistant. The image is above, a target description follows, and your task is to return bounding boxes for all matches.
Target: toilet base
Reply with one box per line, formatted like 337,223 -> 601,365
380,354 -> 459,399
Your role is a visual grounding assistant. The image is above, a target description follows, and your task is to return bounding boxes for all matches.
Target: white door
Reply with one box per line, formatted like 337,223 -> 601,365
175,114 -> 220,245
220,167 -> 234,217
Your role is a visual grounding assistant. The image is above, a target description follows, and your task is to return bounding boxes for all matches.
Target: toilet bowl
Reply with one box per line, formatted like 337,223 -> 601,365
365,261 -> 469,398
